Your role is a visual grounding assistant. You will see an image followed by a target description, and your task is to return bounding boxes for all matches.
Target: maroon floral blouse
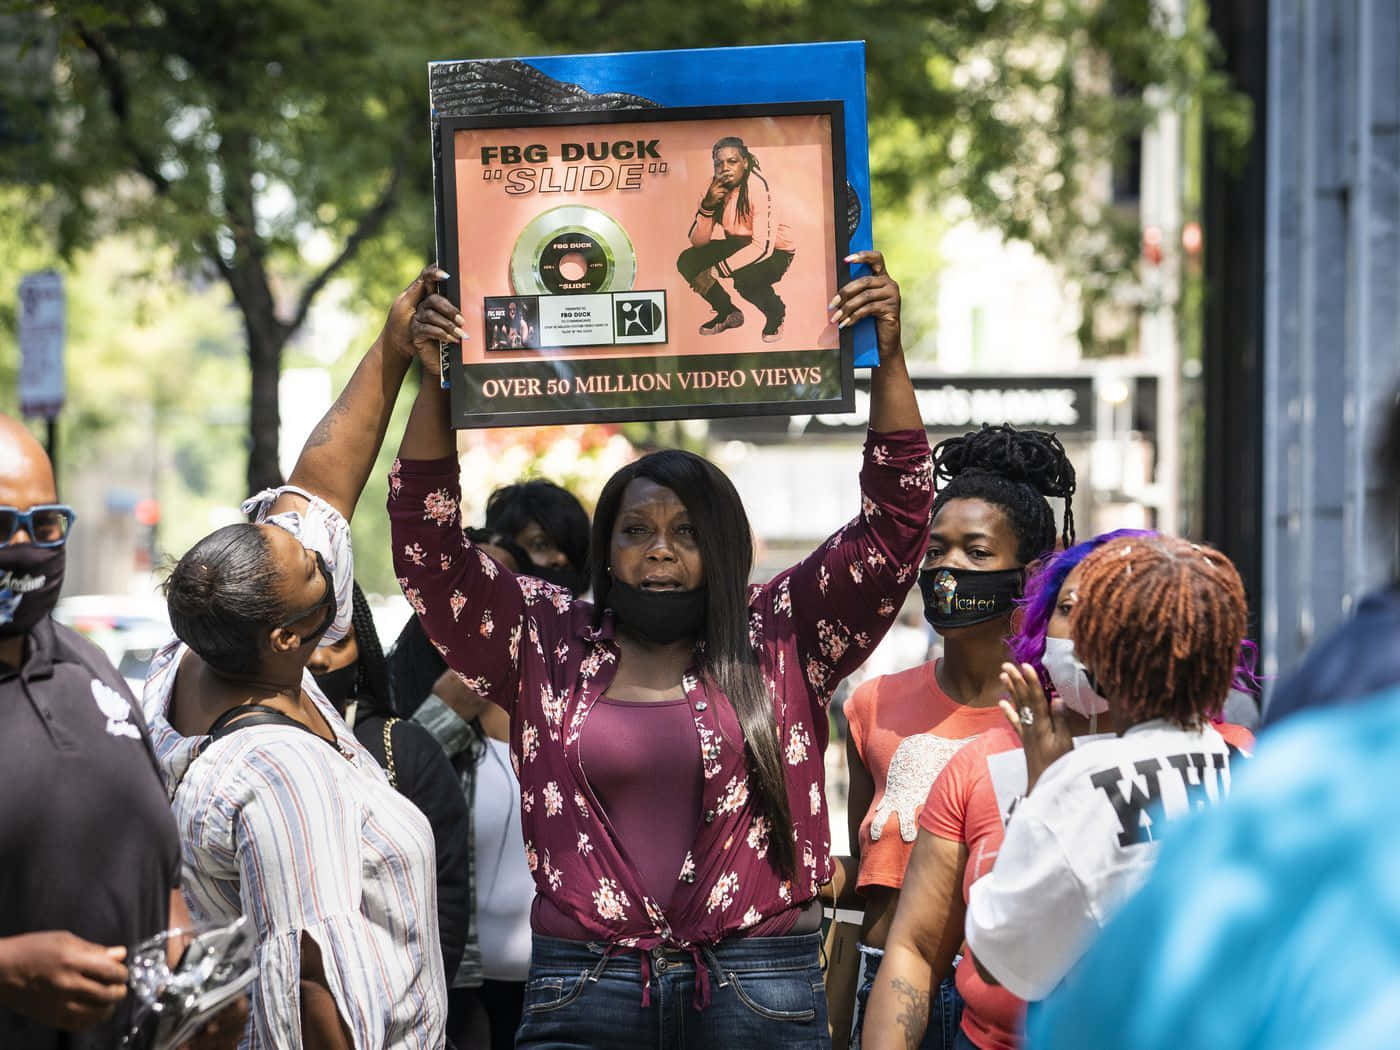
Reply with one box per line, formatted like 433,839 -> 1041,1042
388,428 -> 933,949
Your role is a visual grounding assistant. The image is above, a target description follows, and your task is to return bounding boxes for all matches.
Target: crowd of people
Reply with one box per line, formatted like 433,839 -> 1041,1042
1,249 -> 1397,1050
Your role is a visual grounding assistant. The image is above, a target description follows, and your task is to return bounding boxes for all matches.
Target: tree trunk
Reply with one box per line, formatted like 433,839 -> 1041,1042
216,126 -> 290,496
245,306 -> 288,495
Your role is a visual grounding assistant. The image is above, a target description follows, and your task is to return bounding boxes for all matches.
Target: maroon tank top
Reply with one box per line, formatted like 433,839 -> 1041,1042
581,696 -> 701,908
531,695 -> 807,940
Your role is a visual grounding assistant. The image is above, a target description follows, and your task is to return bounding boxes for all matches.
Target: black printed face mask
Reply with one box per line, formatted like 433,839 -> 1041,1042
0,544 -> 66,637
919,566 -> 1024,632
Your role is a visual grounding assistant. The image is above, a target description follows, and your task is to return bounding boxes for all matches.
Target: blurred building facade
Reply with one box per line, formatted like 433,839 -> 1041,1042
1204,0 -> 1400,685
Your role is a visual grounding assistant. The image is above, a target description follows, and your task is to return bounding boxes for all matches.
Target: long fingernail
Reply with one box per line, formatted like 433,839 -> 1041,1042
436,270 -> 450,279
829,313 -> 842,326
838,317 -> 852,329
827,295 -> 840,309
454,314 -> 465,327
454,327 -> 469,340
844,254 -> 858,262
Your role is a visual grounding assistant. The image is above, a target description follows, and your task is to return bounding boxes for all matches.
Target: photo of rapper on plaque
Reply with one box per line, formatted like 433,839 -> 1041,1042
678,137 -> 795,341
485,297 -> 541,350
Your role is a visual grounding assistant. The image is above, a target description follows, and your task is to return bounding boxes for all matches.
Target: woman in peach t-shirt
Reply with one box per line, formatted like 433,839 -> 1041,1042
833,424 -> 1077,1049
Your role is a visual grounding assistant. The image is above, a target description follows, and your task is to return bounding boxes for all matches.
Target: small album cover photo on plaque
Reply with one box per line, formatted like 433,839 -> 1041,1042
436,101 -> 853,428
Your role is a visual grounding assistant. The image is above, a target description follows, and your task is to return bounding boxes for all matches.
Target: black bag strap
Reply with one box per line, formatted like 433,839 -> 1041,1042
206,703 -> 338,750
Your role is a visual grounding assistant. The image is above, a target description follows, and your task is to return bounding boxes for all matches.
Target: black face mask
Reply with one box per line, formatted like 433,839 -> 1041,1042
0,544 -> 66,638
313,663 -> 360,708
277,551 -> 337,648
527,561 -> 588,597
919,566 -> 1024,632
607,579 -> 707,645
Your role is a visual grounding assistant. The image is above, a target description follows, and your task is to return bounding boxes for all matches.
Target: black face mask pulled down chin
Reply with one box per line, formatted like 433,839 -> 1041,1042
919,566 -> 1024,632
0,545 -> 66,638
607,580 -> 707,645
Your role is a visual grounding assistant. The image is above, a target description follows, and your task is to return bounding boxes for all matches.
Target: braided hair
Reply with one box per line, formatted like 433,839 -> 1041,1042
930,423 -> 1077,563
348,582 -> 394,719
712,137 -> 760,225
1071,535 -> 1248,730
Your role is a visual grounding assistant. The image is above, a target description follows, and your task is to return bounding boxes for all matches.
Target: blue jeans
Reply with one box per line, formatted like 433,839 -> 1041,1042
516,933 -> 830,1049
851,944 -> 964,1050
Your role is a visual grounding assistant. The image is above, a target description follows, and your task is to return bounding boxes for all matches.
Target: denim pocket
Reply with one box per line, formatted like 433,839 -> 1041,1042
522,969 -> 590,1015
724,968 -> 819,1022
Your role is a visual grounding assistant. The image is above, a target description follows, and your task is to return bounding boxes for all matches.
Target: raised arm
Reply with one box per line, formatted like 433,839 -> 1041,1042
386,295 -> 559,711
396,293 -> 456,461
772,252 -> 931,699
863,829 -> 969,1050
836,250 -> 922,435
272,265 -> 451,521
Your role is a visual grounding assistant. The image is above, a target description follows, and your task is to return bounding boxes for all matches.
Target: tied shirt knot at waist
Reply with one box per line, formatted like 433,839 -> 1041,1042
568,940 -> 715,1010
639,944 -> 713,1009
579,937 -> 818,1011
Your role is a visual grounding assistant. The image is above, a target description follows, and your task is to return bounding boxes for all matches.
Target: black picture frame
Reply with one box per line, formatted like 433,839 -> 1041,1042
435,100 -> 853,429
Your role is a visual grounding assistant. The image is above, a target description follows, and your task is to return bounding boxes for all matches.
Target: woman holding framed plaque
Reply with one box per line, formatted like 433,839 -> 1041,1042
389,249 -> 930,1048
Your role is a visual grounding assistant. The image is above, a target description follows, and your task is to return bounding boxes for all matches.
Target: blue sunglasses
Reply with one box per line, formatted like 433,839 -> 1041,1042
0,505 -> 76,548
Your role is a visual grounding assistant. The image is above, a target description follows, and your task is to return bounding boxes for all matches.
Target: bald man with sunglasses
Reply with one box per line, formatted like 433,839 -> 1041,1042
0,413 -> 243,1050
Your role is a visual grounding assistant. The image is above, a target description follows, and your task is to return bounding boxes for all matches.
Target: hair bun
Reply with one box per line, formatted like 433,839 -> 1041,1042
933,423 -> 1076,501
163,559 -> 221,616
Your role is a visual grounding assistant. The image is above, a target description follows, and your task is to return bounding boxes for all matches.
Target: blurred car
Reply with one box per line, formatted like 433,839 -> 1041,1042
53,594 -> 173,697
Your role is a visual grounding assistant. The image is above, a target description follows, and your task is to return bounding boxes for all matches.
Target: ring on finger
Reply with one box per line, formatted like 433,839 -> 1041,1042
1019,705 -> 1034,727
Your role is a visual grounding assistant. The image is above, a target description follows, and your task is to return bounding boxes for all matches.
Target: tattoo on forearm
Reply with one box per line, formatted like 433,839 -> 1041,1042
303,398 -> 351,450
890,976 -> 930,1050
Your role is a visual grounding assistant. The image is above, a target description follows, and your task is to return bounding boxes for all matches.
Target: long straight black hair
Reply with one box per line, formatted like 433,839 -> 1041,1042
590,450 -> 795,878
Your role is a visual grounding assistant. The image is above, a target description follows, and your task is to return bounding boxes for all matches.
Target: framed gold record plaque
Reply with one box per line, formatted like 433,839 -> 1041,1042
435,95 -> 858,429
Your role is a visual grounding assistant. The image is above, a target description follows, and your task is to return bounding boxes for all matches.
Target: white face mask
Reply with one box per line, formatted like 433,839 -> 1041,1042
241,485 -> 354,646
1041,636 -> 1110,721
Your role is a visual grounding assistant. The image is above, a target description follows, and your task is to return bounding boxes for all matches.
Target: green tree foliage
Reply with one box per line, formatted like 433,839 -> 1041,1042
3,0 -> 1248,496
2,0 -> 530,494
